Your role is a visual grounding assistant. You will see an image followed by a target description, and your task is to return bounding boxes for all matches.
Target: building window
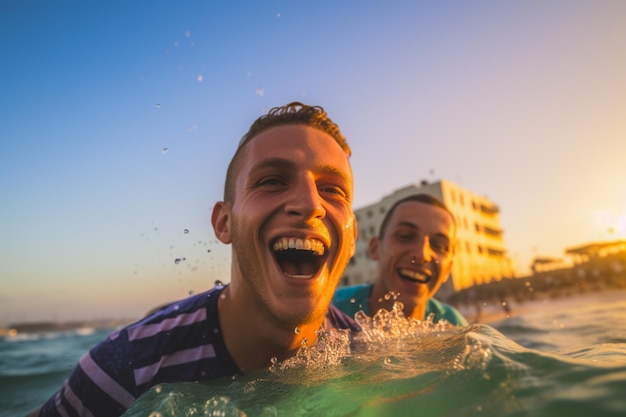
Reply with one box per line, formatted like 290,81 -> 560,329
465,241 -> 471,254
477,245 -> 483,254
459,193 -> 465,206
367,210 -> 373,218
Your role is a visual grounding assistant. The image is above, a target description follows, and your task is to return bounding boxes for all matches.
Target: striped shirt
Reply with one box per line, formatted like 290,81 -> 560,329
38,285 -> 359,417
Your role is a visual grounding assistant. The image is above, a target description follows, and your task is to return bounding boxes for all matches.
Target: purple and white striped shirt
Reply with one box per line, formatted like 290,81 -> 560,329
38,285 -> 359,417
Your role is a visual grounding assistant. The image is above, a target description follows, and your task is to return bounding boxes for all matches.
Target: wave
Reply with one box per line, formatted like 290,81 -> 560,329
121,313 -> 626,417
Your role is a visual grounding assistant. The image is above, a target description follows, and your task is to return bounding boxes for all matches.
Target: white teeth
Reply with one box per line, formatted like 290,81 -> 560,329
399,268 -> 429,282
272,237 -> 324,255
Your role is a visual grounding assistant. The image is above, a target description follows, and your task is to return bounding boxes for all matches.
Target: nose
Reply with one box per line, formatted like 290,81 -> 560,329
412,236 -> 434,264
284,177 -> 326,219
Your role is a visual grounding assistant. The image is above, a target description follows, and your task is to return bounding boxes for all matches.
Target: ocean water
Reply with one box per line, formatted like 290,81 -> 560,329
2,291 -> 626,417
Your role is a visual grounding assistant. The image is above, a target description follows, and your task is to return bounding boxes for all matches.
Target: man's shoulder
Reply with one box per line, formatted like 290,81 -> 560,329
325,304 -> 362,331
427,298 -> 468,326
333,283 -> 371,301
332,283 -> 372,319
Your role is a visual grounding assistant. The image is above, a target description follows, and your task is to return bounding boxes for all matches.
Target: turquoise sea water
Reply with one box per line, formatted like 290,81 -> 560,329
2,291 -> 626,417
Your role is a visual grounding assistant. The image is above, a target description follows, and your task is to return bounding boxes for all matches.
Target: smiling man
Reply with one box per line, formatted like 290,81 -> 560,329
30,103 -> 360,417
333,194 -> 467,326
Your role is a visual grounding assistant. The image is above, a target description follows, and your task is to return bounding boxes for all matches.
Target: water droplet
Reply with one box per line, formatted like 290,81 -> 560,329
350,298 -> 356,304
174,258 -> 186,264
188,290 -> 194,296
270,357 -> 277,365
384,293 -> 391,300
207,249 -> 211,253
294,327 -> 300,334
155,103 -> 160,108
214,280 -> 224,287
183,229 -> 189,234
161,147 -> 169,154
256,87 -> 264,96
155,385 -> 162,393
197,75 -> 203,82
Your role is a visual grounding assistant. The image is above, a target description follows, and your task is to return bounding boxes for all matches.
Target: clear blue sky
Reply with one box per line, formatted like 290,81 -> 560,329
2,0 -> 625,326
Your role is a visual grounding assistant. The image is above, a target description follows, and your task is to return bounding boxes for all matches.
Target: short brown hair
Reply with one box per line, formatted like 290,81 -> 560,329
378,194 -> 456,239
223,102 -> 350,203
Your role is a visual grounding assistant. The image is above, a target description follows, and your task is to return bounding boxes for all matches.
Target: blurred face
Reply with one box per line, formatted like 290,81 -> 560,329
215,125 -> 356,327
370,201 -> 455,304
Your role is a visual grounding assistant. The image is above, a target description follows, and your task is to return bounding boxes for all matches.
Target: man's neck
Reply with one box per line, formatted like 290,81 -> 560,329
217,284 -> 323,373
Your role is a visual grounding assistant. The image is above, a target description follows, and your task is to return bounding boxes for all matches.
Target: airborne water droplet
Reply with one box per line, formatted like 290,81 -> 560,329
183,229 -> 189,234
214,280 -> 224,287
161,147 -> 169,154
294,327 -> 300,335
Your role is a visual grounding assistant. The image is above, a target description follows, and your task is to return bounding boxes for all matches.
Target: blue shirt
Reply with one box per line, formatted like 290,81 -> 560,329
332,283 -> 468,326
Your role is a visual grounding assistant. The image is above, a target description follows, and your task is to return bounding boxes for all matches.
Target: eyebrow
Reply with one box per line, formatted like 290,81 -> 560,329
250,158 -> 352,187
394,222 -> 451,240
249,157 -> 296,173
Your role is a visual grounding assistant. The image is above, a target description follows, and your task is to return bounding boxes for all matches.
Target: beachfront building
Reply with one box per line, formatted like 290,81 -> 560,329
341,179 -> 517,298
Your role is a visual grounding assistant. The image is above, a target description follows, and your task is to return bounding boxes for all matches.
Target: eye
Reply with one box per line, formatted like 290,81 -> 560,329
319,185 -> 348,199
395,232 -> 416,242
256,176 -> 286,187
430,239 -> 450,254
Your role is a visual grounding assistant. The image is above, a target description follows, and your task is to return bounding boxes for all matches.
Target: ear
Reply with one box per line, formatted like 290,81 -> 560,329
349,216 -> 358,257
442,259 -> 453,283
368,236 -> 380,261
211,201 -> 232,244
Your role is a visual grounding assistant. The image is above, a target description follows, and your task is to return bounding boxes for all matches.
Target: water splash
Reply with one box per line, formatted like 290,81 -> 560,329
121,301 -> 626,417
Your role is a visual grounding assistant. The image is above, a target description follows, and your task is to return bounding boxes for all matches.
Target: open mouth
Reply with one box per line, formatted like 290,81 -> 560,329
272,237 -> 326,279
397,268 -> 432,284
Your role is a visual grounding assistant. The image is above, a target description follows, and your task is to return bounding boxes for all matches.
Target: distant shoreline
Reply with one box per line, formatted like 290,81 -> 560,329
458,287 -> 626,325
0,317 -> 134,337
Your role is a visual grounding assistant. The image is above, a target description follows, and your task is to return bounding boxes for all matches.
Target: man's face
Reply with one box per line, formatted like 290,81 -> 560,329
223,125 -> 356,327
370,201 -> 455,302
